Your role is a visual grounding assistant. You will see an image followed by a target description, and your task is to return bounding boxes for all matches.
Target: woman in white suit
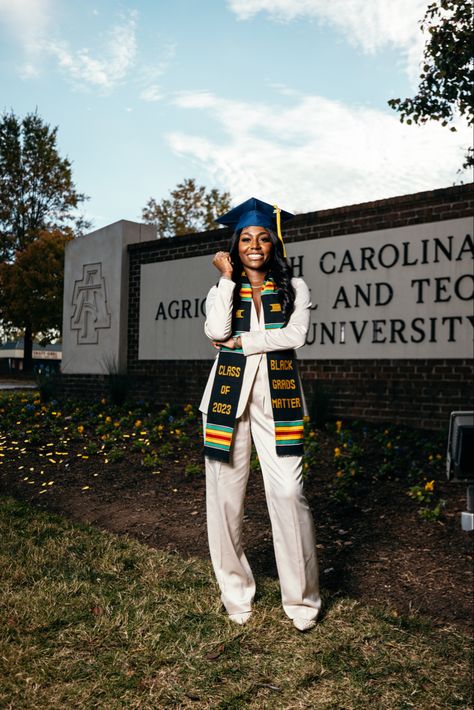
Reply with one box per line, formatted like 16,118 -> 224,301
199,198 -> 320,631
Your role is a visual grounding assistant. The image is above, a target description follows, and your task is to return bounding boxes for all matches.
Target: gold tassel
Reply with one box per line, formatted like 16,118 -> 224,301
273,205 -> 286,257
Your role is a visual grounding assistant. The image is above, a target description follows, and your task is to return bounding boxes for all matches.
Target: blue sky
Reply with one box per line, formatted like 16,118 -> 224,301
0,0 -> 471,231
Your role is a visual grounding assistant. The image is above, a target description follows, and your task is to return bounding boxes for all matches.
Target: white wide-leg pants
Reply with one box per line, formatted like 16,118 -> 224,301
204,366 -> 321,620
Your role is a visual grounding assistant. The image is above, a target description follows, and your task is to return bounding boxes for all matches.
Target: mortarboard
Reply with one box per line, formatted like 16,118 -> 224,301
215,197 -> 294,257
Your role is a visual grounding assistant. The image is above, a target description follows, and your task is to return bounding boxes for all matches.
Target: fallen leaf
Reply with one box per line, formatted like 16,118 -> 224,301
186,692 -> 201,701
256,683 -> 281,692
205,643 -> 225,661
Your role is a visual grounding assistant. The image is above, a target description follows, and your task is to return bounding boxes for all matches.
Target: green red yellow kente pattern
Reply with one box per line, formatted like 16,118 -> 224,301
205,423 -> 233,453
275,420 -> 304,447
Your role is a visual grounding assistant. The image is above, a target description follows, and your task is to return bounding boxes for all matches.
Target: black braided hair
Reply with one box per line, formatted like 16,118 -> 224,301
228,229 -> 296,325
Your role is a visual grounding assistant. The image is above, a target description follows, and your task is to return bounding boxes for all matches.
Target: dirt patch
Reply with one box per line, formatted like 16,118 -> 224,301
1,417 -> 472,635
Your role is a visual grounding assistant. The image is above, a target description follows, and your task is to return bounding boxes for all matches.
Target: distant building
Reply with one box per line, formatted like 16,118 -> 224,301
0,339 -> 62,375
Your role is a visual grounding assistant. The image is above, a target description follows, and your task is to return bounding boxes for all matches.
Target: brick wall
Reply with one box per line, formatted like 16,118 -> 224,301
60,184 -> 474,429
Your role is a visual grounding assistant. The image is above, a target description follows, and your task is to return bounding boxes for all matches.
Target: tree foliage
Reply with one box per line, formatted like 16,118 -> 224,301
142,178 -> 232,238
0,230 -> 73,341
388,0 -> 473,168
0,110 -> 87,370
0,110 -> 88,263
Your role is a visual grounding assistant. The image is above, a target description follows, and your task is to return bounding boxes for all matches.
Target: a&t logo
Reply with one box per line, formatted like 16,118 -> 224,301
70,262 -> 111,344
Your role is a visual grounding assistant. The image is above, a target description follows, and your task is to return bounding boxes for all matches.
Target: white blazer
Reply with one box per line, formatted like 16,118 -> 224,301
199,276 -> 311,419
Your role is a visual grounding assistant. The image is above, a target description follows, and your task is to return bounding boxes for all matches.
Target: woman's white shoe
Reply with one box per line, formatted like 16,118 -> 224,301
292,617 -> 317,632
228,612 -> 252,625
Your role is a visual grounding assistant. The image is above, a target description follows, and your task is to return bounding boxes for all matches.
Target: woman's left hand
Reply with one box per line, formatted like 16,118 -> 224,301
212,336 -> 240,350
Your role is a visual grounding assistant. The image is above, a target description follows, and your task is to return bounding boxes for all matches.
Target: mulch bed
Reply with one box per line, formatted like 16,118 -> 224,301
1,412 -> 472,635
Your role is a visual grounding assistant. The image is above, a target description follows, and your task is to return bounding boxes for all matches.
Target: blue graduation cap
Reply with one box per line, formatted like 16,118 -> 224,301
215,197 -> 294,257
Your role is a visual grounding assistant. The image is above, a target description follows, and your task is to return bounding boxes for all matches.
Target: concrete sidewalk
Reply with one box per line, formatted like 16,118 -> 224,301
0,378 -> 37,390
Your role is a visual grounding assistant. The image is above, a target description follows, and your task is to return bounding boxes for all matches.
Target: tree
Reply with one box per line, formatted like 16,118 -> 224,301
0,110 -> 89,263
142,178 -> 232,238
0,230 -> 73,372
388,0 -> 473,168
0,110 -> 88,371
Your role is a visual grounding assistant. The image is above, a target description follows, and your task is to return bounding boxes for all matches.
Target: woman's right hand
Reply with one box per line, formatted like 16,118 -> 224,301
212,251 -> 233,278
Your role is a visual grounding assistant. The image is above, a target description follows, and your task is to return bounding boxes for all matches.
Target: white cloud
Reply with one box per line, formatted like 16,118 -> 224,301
228,0 -> 429,81
137,43 -> 176,102
0,0 -> 52,74
42,11 -> 138,91
0,3 -> 143,92
0,0 -> 51,45
174,91 -> 220,109
139,85 -> 164,102
167,90 -> 471,213
18,62 -> 41,80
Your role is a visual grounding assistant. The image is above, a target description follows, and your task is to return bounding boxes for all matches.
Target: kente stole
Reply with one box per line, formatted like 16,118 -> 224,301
204,277 -> 304,463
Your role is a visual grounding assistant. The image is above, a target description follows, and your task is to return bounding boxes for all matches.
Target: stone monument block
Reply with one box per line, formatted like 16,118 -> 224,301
61,220 -> 155,374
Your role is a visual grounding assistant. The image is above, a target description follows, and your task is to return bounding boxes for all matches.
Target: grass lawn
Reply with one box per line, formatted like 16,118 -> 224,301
1,496 -> 472,710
